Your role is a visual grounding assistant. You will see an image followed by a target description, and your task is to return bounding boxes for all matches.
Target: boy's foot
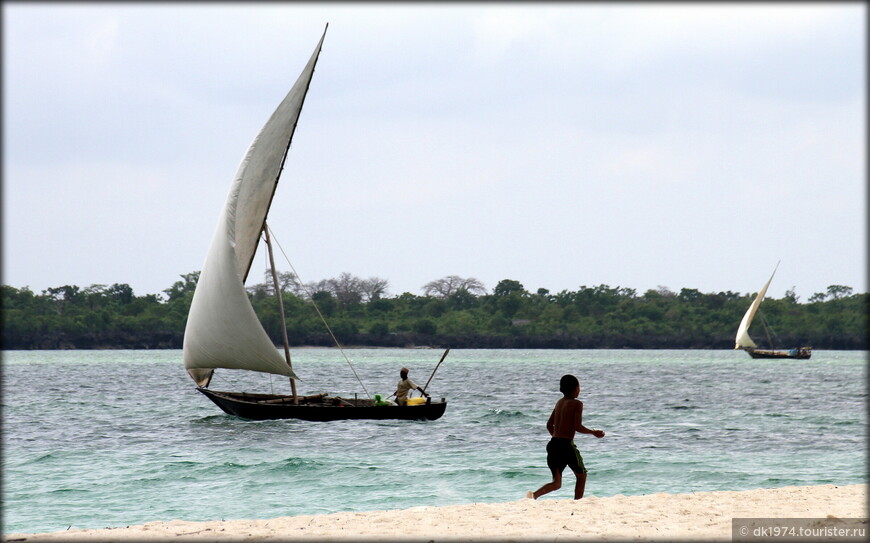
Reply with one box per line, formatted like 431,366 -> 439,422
525,490 -> 535,500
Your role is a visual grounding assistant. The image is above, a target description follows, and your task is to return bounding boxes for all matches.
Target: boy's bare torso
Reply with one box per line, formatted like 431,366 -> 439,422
548,397 -> 583,439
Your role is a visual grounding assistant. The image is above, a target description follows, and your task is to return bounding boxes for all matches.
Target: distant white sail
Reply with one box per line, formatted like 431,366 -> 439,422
735,262 -> 779,350
183,29 -> 327,385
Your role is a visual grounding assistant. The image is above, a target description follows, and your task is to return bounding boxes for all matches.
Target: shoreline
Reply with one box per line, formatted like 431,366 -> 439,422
5,484 -> 866,541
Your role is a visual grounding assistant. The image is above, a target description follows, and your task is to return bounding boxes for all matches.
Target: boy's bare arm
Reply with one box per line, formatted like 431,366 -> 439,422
575,400 -> 605,438
573,400 -> 585,432
546,409 -> 556,436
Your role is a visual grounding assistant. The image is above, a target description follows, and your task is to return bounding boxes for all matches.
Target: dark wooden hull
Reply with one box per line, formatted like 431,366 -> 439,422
197,388 -> 447,421
747,347 -> 812,360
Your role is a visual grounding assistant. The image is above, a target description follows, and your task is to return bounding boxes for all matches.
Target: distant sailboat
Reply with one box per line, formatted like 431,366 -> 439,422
182,25 -> 447,421
734,262 -> 812,360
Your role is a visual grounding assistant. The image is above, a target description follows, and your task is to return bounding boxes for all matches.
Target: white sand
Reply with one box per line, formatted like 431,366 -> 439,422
5,484 -> 865,541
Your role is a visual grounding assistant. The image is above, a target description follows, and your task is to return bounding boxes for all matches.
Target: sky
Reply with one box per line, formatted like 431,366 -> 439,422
3,2 -> 866,302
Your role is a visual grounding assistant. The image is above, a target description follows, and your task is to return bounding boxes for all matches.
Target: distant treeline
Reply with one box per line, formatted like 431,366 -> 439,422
1,272 -> 867,350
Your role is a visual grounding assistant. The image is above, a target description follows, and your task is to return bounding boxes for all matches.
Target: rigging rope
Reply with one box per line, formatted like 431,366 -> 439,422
757,311 -> 783,349
264,224 -> 371,399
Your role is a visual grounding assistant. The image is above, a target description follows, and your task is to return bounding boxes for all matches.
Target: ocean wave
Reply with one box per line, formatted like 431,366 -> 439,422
268,457 -> 325,473
48,488 -> 91,495
480,408 -> 530,420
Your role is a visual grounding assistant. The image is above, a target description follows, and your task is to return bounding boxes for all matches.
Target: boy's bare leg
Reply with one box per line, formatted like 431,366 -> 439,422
573,471 -> 587,499
532,472 -> 562,499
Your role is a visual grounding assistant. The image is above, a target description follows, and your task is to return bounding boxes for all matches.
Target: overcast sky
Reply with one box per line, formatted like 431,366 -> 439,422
3,3 -> 866,301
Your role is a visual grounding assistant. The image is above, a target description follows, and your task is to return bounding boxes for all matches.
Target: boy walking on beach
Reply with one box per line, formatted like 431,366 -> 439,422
527,374 -> 605,500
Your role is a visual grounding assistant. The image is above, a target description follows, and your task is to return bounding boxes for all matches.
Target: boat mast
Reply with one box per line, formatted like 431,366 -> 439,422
264,222 -> 298,404
758,311 -> 776,350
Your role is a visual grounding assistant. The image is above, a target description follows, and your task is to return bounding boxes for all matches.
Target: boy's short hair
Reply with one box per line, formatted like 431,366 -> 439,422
560,374 -> 579,395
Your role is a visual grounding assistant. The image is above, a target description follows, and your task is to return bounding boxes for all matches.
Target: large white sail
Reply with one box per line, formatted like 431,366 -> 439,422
183,27 -> 327,386
734,262 -> 779,350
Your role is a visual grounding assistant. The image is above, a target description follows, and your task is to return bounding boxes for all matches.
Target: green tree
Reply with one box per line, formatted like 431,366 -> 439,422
413,318 -> 437,335
826,285 -> 853,300
163,272 -> 200,302
493,279 -> 525,297
310,290 -> 337,317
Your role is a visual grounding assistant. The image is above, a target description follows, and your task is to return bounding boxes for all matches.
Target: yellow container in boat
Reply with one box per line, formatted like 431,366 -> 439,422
406,397 -> 426,406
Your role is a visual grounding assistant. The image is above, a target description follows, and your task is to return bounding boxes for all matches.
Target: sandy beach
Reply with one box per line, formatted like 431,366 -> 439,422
6,484 -> 865,541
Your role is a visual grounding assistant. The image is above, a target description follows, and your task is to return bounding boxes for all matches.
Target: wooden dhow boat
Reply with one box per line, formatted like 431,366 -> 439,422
734,262 -> 812,360
182,25 -> 447,421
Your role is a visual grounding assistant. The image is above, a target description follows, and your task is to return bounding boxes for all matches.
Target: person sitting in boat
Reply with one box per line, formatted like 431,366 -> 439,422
392,367 -> 429,406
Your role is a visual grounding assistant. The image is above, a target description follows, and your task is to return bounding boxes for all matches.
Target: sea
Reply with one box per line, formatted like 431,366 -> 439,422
2,348 -> 866,535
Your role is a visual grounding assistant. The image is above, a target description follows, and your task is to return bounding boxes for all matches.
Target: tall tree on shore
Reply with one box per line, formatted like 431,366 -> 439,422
423,276 -> 486,298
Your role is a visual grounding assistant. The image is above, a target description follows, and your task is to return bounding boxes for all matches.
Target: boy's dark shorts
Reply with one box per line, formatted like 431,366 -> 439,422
546,437 -> 587,475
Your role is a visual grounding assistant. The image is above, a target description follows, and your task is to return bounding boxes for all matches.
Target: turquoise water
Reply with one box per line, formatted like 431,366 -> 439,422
3,349 -> 866,534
